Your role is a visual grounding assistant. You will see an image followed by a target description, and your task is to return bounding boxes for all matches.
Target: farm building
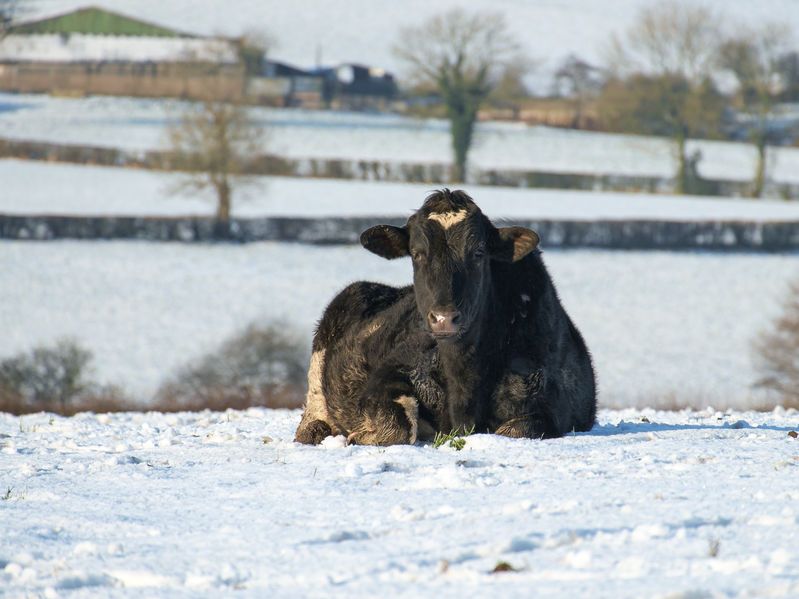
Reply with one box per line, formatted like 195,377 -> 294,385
0,6 -> 245,101
320,63 -> 398,110
255,61 -> 398,109
0,6 -> 400,108
252,60 -> 327,108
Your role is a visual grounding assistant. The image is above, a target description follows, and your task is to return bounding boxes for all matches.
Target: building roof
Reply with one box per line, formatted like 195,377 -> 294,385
10,6 -> 191,38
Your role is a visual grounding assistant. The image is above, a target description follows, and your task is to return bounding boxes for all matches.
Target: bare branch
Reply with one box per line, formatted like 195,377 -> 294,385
753,278 -> 799,408
0,0 -> 29,40
393,8 -> 525,181
165,98 -> 265,222
393,8 -> 522,92
607,1 -> 722,82
720,22 -> 794,111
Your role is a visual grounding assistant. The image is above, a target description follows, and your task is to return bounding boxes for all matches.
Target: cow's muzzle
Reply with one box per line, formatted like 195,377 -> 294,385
428,308 -> 462,339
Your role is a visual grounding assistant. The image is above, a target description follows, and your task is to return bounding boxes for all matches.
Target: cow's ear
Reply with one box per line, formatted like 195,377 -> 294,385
360,225 -> 410,259
491,227 -> 540,262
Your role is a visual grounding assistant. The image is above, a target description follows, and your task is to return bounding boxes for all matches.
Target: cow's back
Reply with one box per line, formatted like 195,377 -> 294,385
313,281 -> 410,353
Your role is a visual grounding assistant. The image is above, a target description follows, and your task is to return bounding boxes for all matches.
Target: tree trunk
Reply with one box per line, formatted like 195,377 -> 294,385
752,134 -> 767,199
674,131 -> 688,195
447,99 -> 477,184
573,96 -> 583,129
216,179 -> 232,222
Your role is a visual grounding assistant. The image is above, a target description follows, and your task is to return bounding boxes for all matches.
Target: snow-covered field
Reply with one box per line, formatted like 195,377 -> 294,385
1,240 -> 796,409
3,94 -> 799,184
1,407 -> 798,597
4,5 -> 799,595
5,159 -> 799,222
23,0 -> 799,90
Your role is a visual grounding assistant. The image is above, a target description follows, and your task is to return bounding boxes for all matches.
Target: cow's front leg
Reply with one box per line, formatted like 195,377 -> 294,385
347,394 -> 418,446
347,366 -> 419,446
495,411 -> 560,439
492,369 -> 563,439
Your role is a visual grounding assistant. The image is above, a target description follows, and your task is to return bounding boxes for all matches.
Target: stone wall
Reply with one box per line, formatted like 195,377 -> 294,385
2,214 -> 798,251
6,137 -> 799,198
0,62 -> 246,102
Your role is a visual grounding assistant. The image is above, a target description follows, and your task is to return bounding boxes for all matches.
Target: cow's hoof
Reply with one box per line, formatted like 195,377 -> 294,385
295,419 -> 332,445
348,397 -> 418,446
496,415 -> 556,440
496,419 -> 527,438
347,425 -> 409,446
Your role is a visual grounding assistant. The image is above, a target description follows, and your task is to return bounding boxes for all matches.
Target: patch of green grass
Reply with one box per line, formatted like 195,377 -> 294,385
17,418 -> 42,433
433,425 -> 475,451
450,436 -> 467,451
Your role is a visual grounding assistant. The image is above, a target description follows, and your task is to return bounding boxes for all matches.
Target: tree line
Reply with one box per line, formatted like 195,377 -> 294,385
398,2 -> 798,196
171,2 -> 797,217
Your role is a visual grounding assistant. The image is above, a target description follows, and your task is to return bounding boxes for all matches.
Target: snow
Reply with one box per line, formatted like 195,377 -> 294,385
0,34 -> 238,63
23,0 -> 799,90
4,159 -> 799,221
1,407 -> 798,597
3,4 -> 799,593
3,94 -> 799,184
0,240 -> 796,409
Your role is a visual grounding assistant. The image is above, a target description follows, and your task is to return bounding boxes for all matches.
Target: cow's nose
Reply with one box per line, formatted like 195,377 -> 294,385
428,309 -> 462,336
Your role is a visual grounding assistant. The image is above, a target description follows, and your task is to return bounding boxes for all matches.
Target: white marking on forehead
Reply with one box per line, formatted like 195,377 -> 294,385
427,209 -> 468,230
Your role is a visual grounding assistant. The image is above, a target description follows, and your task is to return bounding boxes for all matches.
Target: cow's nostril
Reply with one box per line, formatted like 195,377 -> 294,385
428,309 -> 462,336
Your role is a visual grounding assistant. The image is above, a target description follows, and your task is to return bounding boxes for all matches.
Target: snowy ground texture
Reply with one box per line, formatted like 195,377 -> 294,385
1,407 -> 798,598
6,159 -> 799,222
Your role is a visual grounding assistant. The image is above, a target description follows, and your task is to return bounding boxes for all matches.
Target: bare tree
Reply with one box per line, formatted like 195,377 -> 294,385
720,23 -> 794,198
394,9 -> 524,182
235,29 -> 277,77
608,1 -> 721,82
0,339 -> 92,413
606,1 -> 724,194
489,58 -> 533,119
0,0 -> 28,39
777,51 -> 799,101
753,278 -> 799,409
155,322 -> 307,411
166,99 -> 263,225
552,54 -> 604,128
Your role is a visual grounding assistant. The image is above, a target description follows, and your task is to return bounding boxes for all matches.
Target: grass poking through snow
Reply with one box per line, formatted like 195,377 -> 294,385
433,425 -> 476,451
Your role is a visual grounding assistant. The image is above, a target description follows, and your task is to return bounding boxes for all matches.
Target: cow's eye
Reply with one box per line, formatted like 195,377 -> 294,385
473,248 -> 486,260
411,250 -> 426,262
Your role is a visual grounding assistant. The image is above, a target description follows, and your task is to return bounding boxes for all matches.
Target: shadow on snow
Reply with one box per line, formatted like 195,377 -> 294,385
585,418 -> 797,436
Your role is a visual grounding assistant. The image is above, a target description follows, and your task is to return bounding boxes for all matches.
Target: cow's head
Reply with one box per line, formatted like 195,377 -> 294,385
360,189 -> 539,343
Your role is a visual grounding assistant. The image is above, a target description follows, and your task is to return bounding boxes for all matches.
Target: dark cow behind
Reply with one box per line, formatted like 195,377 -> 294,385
295,189 -> 596,445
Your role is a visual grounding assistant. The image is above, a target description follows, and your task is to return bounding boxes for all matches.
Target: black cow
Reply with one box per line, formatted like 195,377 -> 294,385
295,189 -> 596,445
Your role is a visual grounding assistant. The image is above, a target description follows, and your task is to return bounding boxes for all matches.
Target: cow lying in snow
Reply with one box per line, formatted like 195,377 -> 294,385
295,189 -> 596,445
